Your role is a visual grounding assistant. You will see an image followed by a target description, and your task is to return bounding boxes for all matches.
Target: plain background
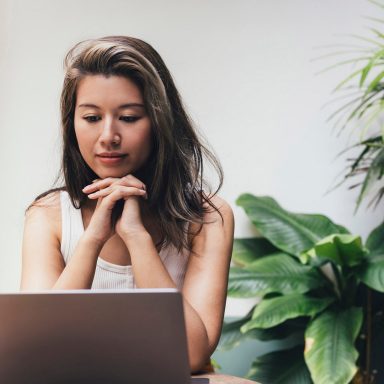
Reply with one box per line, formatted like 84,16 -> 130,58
0,0 -> 382,316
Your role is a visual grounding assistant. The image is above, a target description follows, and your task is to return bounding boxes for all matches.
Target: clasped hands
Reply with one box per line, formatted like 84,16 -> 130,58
82,174 -> 149,245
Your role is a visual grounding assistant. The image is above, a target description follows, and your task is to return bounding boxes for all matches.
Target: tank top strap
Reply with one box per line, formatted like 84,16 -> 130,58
60,190 -> 84,264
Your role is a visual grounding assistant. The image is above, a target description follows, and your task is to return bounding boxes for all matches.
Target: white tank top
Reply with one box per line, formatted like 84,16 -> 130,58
59,190 -> 190,290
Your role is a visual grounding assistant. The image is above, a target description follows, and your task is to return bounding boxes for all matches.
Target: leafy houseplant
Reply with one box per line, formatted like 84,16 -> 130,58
324,2 -> 384,210
220,194 -> 384,384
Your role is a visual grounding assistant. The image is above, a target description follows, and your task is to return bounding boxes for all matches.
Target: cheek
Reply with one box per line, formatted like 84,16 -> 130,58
131,122 -> 152,150
140,129 -> 153,158
74,125 -> 93,159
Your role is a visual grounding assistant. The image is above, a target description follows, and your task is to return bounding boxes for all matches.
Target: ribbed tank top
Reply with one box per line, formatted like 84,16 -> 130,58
59,191 -> 190,290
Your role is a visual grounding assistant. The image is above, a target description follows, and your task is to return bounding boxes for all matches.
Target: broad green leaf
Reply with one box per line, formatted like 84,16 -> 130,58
232,237 -> 278,266
218,312 -> 252,350
247,346 -> 312,384
366,219 -> 384,253
304,307 -> 363,384
357,252 -> 384,292
218,311 -> 305,348
300,234 -> 366,267
242,294 -> 334,331
246,317 -> 307,341
236,194 -> 348,258
228,254 -> 326,298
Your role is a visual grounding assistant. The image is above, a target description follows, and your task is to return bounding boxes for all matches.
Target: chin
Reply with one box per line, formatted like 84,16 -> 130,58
95,167 -> 136,179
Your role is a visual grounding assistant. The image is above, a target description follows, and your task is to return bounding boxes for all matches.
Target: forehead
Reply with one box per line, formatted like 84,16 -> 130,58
76,74 -> 143,106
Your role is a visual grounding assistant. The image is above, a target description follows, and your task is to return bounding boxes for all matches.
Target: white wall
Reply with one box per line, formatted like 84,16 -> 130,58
1,0 -> 382,316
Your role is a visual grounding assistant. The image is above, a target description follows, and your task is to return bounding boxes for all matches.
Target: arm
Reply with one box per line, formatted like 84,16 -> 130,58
119,196 -> 234,372
20,194 -> 66,290
21,181 -> 146,290
182,197 -> 234,370
82,177 -> 234,372
20,193 -> 103,290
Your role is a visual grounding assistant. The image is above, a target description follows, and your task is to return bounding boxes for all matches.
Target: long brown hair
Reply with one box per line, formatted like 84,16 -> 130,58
29,36 -> 223,251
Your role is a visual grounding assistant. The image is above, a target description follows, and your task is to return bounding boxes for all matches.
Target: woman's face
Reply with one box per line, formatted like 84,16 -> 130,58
74,74 -> 152,179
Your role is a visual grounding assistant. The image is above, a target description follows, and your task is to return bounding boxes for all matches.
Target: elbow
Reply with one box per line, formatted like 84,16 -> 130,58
190,358 -> 208,374
189,349 -> 211,374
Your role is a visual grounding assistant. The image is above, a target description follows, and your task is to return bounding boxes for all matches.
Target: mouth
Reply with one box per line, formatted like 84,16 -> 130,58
97,152 -> 127,158
96,154 -> 128,165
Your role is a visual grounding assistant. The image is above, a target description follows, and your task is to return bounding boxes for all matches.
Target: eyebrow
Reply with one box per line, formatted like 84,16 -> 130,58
77,103 -> 145,109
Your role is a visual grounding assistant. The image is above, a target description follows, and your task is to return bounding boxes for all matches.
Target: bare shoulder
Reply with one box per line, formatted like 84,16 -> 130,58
25,190 -> 62,243
204,194 -> 234,223
189,194 -> 234,244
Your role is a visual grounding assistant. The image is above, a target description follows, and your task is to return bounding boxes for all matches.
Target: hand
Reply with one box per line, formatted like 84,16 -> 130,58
115,195 -> 147,239
82,175 -> 148,245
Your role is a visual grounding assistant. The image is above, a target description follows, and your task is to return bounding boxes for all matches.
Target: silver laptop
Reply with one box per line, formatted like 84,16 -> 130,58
0,289 -> 209,384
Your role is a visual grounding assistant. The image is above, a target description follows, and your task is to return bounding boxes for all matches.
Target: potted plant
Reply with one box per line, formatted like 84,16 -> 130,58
220,194 -> 384,383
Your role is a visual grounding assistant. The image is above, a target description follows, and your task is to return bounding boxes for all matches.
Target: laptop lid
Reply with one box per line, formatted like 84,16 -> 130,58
0,289 -> 192,384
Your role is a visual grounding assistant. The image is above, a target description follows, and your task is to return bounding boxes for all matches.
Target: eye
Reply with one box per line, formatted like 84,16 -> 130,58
83,116 -> 101,123
120,116 -> 140,123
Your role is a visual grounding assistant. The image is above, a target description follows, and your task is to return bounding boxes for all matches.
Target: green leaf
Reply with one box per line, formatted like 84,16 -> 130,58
357,252 -> 384,292
334,67 -> 365,90
356,147 -> 384,210
210,358 -> 221,371
219,311 -> 306,348
242,294 -> 334,331
236,194 -> 348,258
366,70 -> 384,94
247,346 -> 312,384
232,237 -> 278,266
368,0 -> 384,9
359,48 -> 384,87
218,312 -> 253,350
304,307 -> 363,384
366,219 -> 384,253
247,317 -> 308,341
227,254 -> 326,298
300,234 -> 366,267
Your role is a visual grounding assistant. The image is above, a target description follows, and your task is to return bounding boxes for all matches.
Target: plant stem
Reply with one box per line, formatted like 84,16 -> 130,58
365,287 -> 372,384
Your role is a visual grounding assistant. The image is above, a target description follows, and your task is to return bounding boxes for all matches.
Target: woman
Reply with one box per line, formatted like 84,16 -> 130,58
20,36 -> 234,373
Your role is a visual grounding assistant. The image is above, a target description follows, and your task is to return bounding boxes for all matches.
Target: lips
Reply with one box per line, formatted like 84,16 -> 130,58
96,152 -> 127,165
97,152 -> 127,158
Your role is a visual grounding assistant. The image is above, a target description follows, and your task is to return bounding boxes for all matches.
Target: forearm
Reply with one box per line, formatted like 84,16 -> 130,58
124,231 -> 210,371
183,298 -> 211,372
124,231 -> 177,288
52,234 -> 103,290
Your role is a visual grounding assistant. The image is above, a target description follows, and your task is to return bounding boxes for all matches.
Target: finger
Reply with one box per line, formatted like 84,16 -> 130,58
120,174 -> 146,190
88,186 -> 147,200
82,177 -> 119,193
98,189 -> 144,212
83,175 -> 146,193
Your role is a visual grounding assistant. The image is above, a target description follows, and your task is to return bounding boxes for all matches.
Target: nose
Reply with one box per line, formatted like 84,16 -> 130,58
99,116 -> 121,148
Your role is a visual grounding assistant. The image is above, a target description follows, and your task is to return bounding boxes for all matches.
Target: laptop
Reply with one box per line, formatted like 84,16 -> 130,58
0,289 -> 209,384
